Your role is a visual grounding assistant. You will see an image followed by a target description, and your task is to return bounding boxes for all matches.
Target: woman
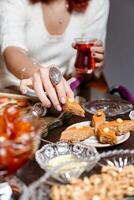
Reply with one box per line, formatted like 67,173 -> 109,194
0,0 -> 109,111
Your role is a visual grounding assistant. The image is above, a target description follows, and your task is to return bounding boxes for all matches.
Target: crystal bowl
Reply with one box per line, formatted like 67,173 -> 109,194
0,114 -> 42,177
21,149 -> 134,200
83,98 -> 133,117
35,142 -> 100,183
88,149 -> 134,179
98,149 -> 134,169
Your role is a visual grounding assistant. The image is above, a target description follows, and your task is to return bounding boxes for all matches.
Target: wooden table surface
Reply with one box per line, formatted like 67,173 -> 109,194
17,79 -> 134,186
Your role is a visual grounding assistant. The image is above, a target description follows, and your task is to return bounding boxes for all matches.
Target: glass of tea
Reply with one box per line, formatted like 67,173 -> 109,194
73,38 -> 96,74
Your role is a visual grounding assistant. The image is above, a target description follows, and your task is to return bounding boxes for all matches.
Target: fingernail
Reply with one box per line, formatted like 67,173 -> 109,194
92,53 -> 96,57
47,104 -> 51,108
56,105 -> 62,111
61,97 -> 66,104
22,89 -> 27,94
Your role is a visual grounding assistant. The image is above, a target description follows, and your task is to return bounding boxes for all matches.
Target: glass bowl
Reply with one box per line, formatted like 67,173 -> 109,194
91,149 -> 134,174
35,142 -> 100,183
21,149 -> 134,200
83,98 -> 133,117
0,109 -> 42,178
0,110 -> 42,199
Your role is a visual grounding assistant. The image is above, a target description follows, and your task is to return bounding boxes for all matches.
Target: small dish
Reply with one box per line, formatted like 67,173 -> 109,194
35,142 -> 100,183
68,121 -> 130,148
83,99 -> 133,117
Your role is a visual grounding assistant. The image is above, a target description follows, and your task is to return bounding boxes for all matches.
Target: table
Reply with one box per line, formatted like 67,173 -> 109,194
18,79 -> 134,186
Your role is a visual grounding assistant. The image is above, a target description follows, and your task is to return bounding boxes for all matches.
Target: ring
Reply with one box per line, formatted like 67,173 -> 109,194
49,67 -> 62,86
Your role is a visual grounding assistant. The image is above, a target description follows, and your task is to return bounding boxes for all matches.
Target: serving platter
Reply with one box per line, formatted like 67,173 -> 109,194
68,121 -> 130,148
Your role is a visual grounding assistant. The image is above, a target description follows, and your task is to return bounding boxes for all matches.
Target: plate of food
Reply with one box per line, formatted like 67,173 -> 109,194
64,121 -> 130,147
59,110 -> 134,147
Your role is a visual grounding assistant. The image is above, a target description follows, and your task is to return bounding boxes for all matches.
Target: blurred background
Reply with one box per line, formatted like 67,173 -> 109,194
104,0 -> 134,93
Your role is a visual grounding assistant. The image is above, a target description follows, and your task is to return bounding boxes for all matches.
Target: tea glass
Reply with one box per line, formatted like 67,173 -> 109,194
73,38 -> 96,74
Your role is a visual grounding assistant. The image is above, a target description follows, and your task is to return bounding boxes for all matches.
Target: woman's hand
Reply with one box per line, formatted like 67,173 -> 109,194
91,40 -> 105,68
20,66 -> 74,111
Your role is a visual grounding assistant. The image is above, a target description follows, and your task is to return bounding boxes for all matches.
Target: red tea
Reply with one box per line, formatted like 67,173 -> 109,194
73,40 -> 95,74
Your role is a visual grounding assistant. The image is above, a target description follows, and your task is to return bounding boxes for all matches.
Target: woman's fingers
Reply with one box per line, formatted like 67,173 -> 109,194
20,67 -> 74,111
92,52 -> 104,61
20,78 -> 33,94
63,78 -> 74,99
93,39 -> 103,46
91,46 -> 104,54
32,72 -> 51,107
95,61 -> 104,68
90,40 -> 104,67
39,68 -> 62,111
55,78 -> 66,104
91,40 -> 104,58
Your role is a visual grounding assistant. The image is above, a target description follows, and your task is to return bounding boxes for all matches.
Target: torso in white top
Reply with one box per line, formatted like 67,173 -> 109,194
0,0 -> 109,86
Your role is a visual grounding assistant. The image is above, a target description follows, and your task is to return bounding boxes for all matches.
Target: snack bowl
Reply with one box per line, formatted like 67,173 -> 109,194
83,98 -> 133,117
35,142 -> 100,183
90,149 -> 134,176
20,149 -> 134,200
99,149 -> 134,167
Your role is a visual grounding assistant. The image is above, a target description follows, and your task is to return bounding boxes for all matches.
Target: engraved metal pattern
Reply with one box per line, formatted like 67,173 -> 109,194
49,67 -> 62,86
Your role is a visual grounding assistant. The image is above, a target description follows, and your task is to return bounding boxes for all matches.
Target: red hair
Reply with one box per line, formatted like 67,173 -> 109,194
30,0 -> 90,12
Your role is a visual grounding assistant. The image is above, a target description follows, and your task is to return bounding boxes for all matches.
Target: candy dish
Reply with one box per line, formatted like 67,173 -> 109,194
83,99 -> 133,117
35,142 -> 100,183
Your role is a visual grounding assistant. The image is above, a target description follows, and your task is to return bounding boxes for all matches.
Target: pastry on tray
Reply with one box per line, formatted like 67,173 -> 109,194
97,124 -> 117,145
106,118 -> 134,136
64,97 -> 85,117
60,126 -> 94,143
91,109 -> 106,133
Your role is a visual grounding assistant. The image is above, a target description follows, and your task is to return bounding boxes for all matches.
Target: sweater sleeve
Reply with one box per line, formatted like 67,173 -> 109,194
0,0 -> 28,54
82,0 -> 110,45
